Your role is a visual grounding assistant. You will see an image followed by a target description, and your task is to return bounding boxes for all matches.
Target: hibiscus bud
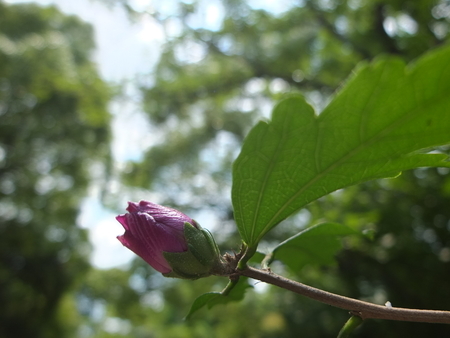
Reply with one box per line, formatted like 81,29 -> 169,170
116,200 -> 224,279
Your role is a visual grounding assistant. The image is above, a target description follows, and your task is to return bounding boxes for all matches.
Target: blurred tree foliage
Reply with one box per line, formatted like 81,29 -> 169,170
2,0 -> 449,337
92,0 -> 450,337
121,0 -> 448,199
0,2 -> 111,337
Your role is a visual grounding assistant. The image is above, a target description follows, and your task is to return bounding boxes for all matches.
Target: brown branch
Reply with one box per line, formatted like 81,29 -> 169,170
239,266 -> 450,324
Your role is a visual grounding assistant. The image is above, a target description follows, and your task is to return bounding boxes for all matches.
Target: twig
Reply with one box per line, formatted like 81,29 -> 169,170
239,266 -> 450,324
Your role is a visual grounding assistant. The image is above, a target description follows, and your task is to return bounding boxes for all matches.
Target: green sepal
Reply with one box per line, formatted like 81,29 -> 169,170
200,227 -> 222,258
163,250 -> 213,279
162,222 -> 223,280
183,222 -> 217,267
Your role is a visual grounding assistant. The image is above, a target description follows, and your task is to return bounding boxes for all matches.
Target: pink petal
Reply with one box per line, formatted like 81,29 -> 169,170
126,201 -> 140,213
117,232 -> 171,273
127,212 -> 187,253
115,215 -> 129,231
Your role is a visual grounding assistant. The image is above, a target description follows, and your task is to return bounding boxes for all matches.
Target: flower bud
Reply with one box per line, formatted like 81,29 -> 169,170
116,200 -> 223,279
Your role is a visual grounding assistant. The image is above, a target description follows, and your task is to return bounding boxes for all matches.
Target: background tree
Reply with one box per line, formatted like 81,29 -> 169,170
123,0 -> 449,195
0,2 -> 111,337
98,0 -> 450,337
2,0 -> 450,337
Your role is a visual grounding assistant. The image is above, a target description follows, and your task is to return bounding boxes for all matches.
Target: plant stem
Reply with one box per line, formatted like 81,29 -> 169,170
337,316 -> 364,338
239,266 -> 450,324
221,275 -> 240,296
236,245 -> 257,270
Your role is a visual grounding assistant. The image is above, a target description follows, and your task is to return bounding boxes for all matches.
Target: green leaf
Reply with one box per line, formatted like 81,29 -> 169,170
185,292 -> 222,320
232,45 -> 450,248
185,277 -> 252,320
264,223 -> 358,272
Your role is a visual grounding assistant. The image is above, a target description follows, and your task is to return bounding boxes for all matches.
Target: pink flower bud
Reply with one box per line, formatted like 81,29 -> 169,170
116,200 -> 197,273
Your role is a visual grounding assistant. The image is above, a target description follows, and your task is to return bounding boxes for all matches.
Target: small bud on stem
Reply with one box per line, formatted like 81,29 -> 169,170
116,201 -> 226,279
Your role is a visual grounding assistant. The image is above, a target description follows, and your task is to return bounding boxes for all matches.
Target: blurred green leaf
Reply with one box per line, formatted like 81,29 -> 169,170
185,292 -> 222,320
232,45 -> 450,248
185,277 -> 252,320
265,223 -> 358,272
